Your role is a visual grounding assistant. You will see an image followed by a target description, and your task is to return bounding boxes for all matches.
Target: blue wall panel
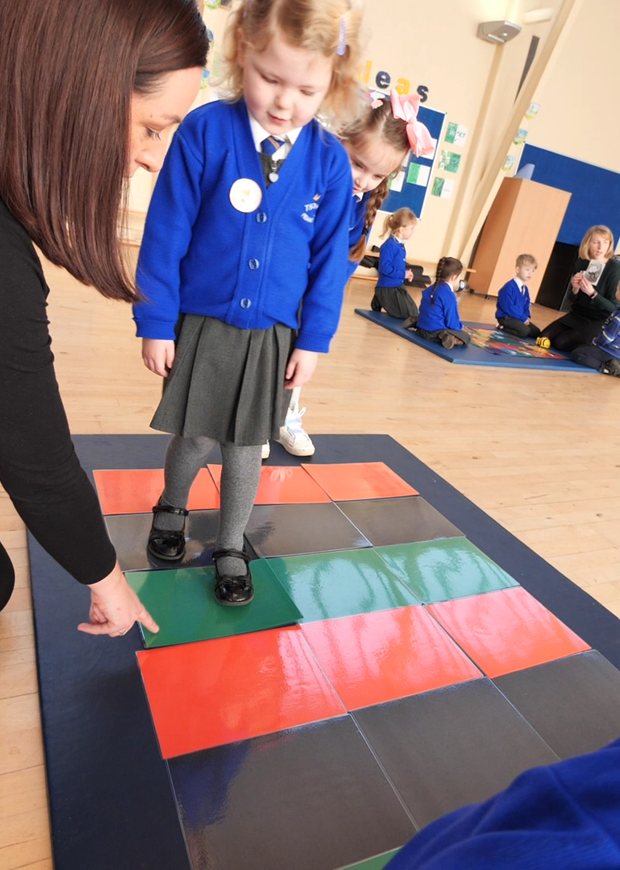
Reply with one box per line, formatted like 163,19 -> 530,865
519,145 -> 620,246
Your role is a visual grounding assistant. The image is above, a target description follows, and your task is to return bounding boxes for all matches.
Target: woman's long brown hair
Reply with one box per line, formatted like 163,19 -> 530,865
0,0 -> 208,301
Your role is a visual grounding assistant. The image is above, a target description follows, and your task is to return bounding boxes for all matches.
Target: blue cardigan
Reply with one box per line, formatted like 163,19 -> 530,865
378,235 -> 407,288
387,737 -> 620,870
133,99 -> 352,353
417,282 -> 463,332
496,278 -> 532,322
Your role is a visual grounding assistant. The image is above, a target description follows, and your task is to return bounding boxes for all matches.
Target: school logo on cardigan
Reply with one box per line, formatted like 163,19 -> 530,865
301,198 -> 320,223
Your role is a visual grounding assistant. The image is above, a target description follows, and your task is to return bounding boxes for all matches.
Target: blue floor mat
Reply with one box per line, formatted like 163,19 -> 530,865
354,310 -> 597,372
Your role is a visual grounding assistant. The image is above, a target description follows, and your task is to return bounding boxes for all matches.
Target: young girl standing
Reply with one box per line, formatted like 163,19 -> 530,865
276,92 -> 432,457
133,0 -> 363,606
416,257 -> 471,349
371,207 -> 418,320
344,91 -> 433,267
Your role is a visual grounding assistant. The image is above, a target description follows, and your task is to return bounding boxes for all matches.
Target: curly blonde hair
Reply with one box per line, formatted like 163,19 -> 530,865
218,0 -> 365,126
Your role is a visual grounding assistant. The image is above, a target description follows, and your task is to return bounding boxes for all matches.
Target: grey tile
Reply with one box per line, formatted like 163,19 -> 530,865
169,717 -> 416,870
353,678 -> 558,828
337,497 -> 463,547
105,510 -> 219,572
494,650 -> 620,759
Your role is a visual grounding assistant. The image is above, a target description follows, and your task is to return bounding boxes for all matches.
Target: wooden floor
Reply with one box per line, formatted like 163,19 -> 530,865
1,261 -> 619,869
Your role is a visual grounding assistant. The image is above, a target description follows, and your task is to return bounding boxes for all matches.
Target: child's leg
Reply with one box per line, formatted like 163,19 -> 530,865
571,345 -> 613,371
527,322 -> 542,339
498,316 -> 529,338
216,442 -> 262,578
148,434 -> 217,560
277,386 -> 315,456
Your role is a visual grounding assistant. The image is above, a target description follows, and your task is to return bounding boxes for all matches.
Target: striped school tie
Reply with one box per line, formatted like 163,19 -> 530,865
261,135 -> 285,156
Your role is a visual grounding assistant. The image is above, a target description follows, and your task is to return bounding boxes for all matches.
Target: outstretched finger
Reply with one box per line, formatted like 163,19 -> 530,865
138,608 -> 160,634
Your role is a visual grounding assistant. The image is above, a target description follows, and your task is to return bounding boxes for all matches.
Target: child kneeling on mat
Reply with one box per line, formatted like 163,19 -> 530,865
415,257 -> 470,349
571,281 -> 620,377
496,254 -> 541,339
371,208 -> 419,323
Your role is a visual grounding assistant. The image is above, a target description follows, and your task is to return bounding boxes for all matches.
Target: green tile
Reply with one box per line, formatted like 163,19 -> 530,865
266,549 -> 419,623
375,539 -> 519,604
338,849 -> 400,869
127,560 -> 302,648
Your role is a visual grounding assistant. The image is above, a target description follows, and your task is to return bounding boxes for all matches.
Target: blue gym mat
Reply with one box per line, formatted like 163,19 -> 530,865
354,310 -> 597,372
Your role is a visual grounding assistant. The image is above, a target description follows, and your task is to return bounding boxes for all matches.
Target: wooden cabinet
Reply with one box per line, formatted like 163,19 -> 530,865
471,178 -> 571,301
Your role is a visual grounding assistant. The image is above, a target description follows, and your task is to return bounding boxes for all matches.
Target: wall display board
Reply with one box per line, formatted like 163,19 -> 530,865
381,106 -> 446,218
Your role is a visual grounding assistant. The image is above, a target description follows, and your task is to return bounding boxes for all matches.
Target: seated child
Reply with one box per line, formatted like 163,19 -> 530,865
371,208 -> 419,322
496,254 -> 541,339
415,256 -> 471,349
571,281 -> 620,376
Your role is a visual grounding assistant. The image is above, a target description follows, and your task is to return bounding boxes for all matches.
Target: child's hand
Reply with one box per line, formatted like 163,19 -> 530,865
284,349 -> 318,389
142,339 -> 175,377
405,269 -> 413,281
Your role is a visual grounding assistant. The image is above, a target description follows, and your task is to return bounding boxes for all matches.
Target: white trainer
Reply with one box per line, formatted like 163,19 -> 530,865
276,404 -> 315,456
261,441 -> 270,460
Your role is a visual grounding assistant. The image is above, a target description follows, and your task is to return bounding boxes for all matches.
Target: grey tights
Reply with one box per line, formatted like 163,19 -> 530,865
157,434 -> 262,576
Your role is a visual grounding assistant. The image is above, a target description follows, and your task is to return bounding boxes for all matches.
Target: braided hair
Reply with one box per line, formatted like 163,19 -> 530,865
430,256 -> 463,304
341,97 -> 410,262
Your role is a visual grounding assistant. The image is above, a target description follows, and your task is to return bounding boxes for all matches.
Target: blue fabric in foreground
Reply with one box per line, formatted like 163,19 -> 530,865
387,737 -> 620,870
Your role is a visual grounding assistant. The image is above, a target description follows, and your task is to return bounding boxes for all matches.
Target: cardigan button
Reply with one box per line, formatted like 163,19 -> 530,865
240,298 -> 252,309
256,211 -> 267,223
248,258 -> 260,270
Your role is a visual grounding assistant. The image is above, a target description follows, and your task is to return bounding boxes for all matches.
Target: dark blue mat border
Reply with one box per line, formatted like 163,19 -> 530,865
29,434 -> 620,869
354,309 -> 598,372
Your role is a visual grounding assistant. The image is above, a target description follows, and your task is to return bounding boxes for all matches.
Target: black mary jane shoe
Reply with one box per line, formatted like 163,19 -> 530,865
213,548 -> 254,606
147,503 -> 189,561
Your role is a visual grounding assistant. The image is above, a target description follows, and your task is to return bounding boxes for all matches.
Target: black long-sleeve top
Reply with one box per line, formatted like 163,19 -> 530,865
570,256 -> 620,321
0,197 -> 116,584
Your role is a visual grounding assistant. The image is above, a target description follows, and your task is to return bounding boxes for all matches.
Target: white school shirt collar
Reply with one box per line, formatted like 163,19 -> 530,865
248,113 -> 302,159
514,276 -> 526,292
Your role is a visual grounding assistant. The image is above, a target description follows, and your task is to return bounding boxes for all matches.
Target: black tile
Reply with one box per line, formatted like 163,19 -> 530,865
244,502 -> 371,558
353,678 -> 558,829
494,650 -> 620,759
104,510 -> 219,572
336,497 -> 463,547
168,717 -> 416,870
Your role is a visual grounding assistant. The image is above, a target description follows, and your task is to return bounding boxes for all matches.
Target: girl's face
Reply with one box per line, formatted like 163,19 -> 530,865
397,222 -> 415,241
588,232 -> 612,261
238,31 -> 332,135
448,271 -> 462,289
342,135 -> 405,197
127,67 -> 203,176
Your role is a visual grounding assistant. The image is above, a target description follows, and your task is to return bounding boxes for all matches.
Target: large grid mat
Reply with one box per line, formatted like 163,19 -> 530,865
29,435 -> 620,870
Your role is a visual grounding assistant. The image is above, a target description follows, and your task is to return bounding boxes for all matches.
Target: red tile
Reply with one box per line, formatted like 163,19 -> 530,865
301,608 -> 480,710
137,626 -> 345,758
428,587 -> 591,678
93,468 -> 219,514
301,462 -> 419,501
208,464 -> 330,504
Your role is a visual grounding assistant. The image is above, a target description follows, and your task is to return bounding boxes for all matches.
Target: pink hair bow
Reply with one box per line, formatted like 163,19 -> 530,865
390,89 -> 434,158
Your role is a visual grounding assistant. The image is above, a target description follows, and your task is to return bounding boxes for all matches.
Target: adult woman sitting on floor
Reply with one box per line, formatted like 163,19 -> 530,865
540,225 -> 620,352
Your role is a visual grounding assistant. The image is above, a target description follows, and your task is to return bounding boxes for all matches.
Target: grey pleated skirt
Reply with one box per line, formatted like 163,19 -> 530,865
151,315 -> 294,445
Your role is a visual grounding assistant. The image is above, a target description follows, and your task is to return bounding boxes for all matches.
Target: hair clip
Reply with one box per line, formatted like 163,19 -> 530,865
336,18 -> 347,56
243,0 -> 251,19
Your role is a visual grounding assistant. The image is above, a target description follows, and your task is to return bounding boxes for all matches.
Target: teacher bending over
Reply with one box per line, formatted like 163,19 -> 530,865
541,225 -> 620,352
0,0 -> 208,634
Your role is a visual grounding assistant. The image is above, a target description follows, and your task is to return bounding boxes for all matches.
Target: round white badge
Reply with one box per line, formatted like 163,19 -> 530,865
229,178 -> 262,213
